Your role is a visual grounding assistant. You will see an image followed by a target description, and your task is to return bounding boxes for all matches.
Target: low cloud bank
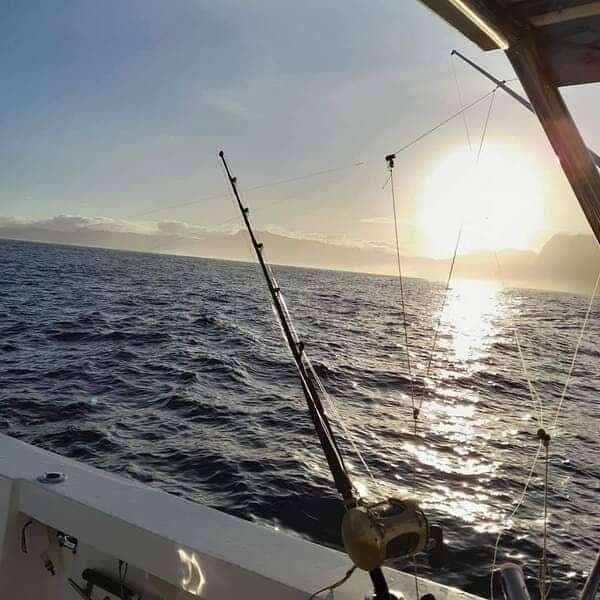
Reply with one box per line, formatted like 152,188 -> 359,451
1,214 -> 599,294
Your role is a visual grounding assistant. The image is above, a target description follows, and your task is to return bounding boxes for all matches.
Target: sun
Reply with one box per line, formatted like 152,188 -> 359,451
418,144 -> 544,258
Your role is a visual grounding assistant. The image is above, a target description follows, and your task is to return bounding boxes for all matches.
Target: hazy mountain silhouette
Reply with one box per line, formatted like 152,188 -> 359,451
1,216 -> 598,294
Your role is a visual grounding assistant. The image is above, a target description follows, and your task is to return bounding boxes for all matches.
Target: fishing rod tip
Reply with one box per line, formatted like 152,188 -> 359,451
450,49 -> 457,55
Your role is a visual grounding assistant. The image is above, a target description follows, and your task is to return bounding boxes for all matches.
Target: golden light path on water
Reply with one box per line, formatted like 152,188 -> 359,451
357,281 -> 514,533
296,279 -> 543,540
409,281 -> 508,532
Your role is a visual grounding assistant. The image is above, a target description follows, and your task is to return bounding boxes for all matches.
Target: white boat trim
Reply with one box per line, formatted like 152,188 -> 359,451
0,433 -> 479,599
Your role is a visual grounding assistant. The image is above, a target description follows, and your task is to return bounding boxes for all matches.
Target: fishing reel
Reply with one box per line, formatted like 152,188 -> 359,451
341,498 -> 446,572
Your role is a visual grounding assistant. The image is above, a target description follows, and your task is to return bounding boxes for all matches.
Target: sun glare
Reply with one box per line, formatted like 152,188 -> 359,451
419,144 -> 544,258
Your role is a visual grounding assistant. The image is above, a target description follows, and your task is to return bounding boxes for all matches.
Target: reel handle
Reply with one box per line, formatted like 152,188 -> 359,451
427,524 -> 448,568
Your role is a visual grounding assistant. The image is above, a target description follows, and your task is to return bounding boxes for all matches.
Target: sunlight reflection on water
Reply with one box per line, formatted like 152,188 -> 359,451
438,279 -> 503,365
386,280 -> 508,536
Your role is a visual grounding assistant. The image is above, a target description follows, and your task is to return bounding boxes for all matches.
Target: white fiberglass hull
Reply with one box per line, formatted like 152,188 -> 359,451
0,433 -> 478,599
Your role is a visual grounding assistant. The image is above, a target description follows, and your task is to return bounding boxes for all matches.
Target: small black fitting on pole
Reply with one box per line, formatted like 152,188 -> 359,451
385,153 -> 396,170
537,428 -> 551,448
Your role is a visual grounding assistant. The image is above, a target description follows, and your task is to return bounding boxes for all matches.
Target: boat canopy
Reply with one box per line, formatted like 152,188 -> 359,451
419,0 -> 600,245
420,0 -> 600,86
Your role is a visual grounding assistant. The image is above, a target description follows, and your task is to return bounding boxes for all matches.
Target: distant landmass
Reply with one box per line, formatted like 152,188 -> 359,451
1,215 -> 599,294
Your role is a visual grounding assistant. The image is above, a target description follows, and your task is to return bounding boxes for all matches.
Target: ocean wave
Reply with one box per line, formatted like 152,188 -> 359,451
1,238 -> 599,599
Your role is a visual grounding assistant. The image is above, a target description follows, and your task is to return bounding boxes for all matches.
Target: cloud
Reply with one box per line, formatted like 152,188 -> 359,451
360,216 -> 394,225
2,213 -> 599,292
156,220 -> 209,238
263,224 -> 395,252
3,214 -> 212,238
202,89 -> 248,117
33,214 -> 157,235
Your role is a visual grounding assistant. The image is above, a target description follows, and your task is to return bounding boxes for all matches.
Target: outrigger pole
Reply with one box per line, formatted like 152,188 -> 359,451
453,44 -> 600,245
450,49 -> 600,170
419,0 -> 600,246
218,151 -> 393,600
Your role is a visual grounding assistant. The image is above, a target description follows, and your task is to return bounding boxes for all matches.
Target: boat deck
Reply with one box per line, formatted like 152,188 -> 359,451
0,434 -> 479,599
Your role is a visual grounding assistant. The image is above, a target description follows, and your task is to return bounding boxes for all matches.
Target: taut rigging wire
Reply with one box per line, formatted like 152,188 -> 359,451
418,89 -> 498,414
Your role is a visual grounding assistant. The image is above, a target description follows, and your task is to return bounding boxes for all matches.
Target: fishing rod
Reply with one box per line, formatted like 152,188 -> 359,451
219,150 -> 353,503
451,49 -> 600,170
219,150 -> 445,600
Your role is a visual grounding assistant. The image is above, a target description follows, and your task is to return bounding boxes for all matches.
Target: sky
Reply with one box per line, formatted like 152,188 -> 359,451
1,0 -> 599,260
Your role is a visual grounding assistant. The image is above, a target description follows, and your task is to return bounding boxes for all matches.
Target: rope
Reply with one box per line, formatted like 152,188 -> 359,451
308,565 -> 356,599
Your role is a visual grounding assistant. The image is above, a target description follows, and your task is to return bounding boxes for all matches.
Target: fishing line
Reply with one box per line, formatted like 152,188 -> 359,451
550,268 -> 600,432
539,439 -> 551,600
490,441 -> 543,600
131,162 -> 366,219
388,158 -> 416,419
132,162 -> 366,256
492,249 -> 544,426
490,247 -> 561,600
385,160 -> 422,588
306,360 -> 384,498
486,263 -> 599,600
450,53 -> 473,153
418,89 -> 497,413
255,217 -> 383,497
220,158 -> 382,500
392,87 -> 498,157
418,227 -> 462,412
537,269 -> 599,599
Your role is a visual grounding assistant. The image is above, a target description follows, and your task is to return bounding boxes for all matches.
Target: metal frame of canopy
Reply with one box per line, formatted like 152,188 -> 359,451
417,0 -> 600,245
417,2 -> 600,598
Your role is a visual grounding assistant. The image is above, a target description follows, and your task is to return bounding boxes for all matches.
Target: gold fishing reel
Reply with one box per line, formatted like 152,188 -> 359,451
341,498 -> 444,571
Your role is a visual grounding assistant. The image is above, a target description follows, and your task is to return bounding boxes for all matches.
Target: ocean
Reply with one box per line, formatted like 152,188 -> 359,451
1,237 -> 599,598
